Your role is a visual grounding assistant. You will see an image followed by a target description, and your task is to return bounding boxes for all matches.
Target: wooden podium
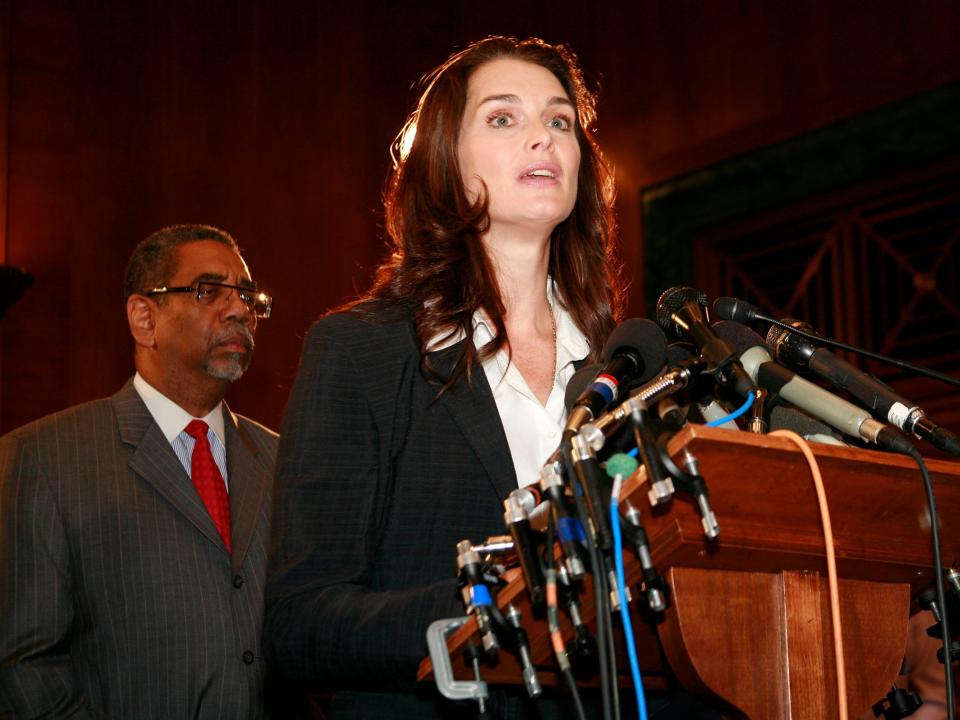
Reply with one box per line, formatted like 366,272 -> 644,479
418,425 -> 960,719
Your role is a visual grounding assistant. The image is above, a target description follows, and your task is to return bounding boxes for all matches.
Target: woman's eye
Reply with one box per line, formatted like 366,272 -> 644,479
548,116 -> 572,130
487,113 -> 514,128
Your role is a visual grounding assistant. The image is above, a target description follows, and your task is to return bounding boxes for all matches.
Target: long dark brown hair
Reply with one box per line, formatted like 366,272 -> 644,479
358,36 -> 624,385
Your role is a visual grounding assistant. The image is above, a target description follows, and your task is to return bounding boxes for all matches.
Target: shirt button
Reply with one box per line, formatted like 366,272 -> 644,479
242,650 -> 255,664
233,575 -> 244,588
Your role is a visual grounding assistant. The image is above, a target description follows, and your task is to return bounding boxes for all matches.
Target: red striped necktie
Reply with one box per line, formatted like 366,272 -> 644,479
184,419 -> 232,553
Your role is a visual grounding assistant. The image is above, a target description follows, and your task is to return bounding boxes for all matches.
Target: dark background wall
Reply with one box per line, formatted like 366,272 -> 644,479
2,0 -> 959,433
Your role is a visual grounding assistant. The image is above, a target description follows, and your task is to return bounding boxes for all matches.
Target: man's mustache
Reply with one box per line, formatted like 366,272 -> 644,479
211,323 -> 255,352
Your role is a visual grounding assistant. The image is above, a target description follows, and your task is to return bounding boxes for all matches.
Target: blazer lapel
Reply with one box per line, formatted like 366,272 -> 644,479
430,342 -> 518,503
112,380 -> 229,556
222,405 -> 270,569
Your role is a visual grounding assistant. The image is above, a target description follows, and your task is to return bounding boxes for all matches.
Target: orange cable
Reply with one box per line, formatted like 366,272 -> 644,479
770,429 -> 848,720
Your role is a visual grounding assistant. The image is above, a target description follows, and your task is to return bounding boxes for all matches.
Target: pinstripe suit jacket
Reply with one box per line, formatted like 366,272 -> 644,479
266,307 -> 583,719
0,380 -> 277,719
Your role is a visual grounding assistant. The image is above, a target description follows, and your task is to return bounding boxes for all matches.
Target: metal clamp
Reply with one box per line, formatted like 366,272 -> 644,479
426,616 -> 489,703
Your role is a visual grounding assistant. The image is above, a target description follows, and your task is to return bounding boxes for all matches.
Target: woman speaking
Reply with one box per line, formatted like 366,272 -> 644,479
266,36 -> 623,719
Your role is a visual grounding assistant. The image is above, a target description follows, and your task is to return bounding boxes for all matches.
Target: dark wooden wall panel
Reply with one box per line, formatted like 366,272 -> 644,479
0,0 -> 8,263
3,0 -> 959,433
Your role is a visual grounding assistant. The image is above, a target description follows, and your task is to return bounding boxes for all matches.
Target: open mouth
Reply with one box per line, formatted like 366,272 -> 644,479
519,164 -> 562,184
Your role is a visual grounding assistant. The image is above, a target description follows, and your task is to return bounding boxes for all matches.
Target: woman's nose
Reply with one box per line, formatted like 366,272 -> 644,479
527,124 -> 554,153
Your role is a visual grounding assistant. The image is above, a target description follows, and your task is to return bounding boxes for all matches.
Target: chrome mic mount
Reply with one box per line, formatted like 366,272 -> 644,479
504,488 -> 546,605
622,500 -> 668,612
456,540 -> 500,657
539,459 -> 586,580
504,604 -> 542,699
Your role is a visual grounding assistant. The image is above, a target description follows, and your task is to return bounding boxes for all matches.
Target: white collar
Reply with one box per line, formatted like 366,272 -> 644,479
425,278 -> 590,361
133,372 -> 226,445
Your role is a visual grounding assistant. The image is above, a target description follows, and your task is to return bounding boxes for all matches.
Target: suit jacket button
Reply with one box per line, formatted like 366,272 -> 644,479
242,650 -> 255,664
233,575 -> 244,588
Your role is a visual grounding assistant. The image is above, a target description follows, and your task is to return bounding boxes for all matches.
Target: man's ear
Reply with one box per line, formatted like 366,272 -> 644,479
127,294 -> 157,349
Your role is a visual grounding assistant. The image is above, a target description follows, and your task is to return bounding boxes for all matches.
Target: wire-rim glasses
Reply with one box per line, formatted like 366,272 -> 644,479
147,281 -> 273,318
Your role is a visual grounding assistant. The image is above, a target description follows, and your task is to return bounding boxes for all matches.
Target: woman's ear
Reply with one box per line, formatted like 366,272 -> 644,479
126,294 -> 157,349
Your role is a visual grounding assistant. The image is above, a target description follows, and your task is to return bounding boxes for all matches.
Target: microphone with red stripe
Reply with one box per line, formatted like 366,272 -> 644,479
563,319 -> 668,438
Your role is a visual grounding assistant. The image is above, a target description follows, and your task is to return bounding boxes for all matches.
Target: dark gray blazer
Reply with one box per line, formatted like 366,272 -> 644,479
266,308 -> 590,719
0,380 -> 277,719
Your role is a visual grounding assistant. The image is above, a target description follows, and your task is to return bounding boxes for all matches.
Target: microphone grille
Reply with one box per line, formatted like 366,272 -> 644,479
655,286 -> 707,335
765,318 -> 817,367
765,322 -> 788,348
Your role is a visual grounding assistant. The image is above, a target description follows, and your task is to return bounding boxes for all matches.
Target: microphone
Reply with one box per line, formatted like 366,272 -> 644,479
579,345 -> 707,442
713,295 -> 960,392
767,320 -> 960,456
769,406 -> 847,445
660,343 -> 736,429
712,296 -> 766,324
710,321 -> 843,441
710,319 -> 769,355
656,287 -> 757,399
564,319 -> 668,437
564,364 -> 602,411
738,344 -> 914,454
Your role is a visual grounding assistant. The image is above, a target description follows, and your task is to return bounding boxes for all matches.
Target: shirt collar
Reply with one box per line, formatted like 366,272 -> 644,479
133,372 -> 226,445
425,278 -> 590,361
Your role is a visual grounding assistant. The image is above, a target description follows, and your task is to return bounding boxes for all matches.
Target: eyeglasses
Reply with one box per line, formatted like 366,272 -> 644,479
147,281 -> 273,318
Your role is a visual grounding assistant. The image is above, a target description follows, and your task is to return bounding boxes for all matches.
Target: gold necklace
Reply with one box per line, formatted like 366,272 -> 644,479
548,298 -> 558,386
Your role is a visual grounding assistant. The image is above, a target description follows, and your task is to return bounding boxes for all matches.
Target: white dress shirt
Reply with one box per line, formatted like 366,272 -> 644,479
427,281 -> 590,488
132,372 -> 230,488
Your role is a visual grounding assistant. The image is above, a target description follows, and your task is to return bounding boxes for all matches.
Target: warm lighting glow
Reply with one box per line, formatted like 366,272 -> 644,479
398,121 -> 417,161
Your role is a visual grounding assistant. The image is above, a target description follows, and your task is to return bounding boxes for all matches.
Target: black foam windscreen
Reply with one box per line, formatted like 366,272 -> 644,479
564,363 -> 602,411
666,343 -> 695,366
710,320 -> 766,353
601,318 -> 669,385
770,406 -> 838,440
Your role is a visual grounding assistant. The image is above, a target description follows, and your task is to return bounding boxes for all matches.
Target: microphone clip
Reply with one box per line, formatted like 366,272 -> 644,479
630,413 -> 720,540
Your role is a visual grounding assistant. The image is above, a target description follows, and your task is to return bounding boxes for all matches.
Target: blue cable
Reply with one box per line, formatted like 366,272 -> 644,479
607,394 -> 755,716
705,391 -> 756,427
610,490 -> 648,720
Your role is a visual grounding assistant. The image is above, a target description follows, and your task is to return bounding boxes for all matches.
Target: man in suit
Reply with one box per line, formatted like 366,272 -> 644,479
0,224 -> 277,719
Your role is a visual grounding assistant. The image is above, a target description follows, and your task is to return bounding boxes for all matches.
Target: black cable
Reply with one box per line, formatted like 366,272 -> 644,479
601,555 -> 620,720
589,534 -> 616,720
563,666 -> 589,720
564,450 -> 613,720
546,513 -> 587,720
907,446 -> 955,720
